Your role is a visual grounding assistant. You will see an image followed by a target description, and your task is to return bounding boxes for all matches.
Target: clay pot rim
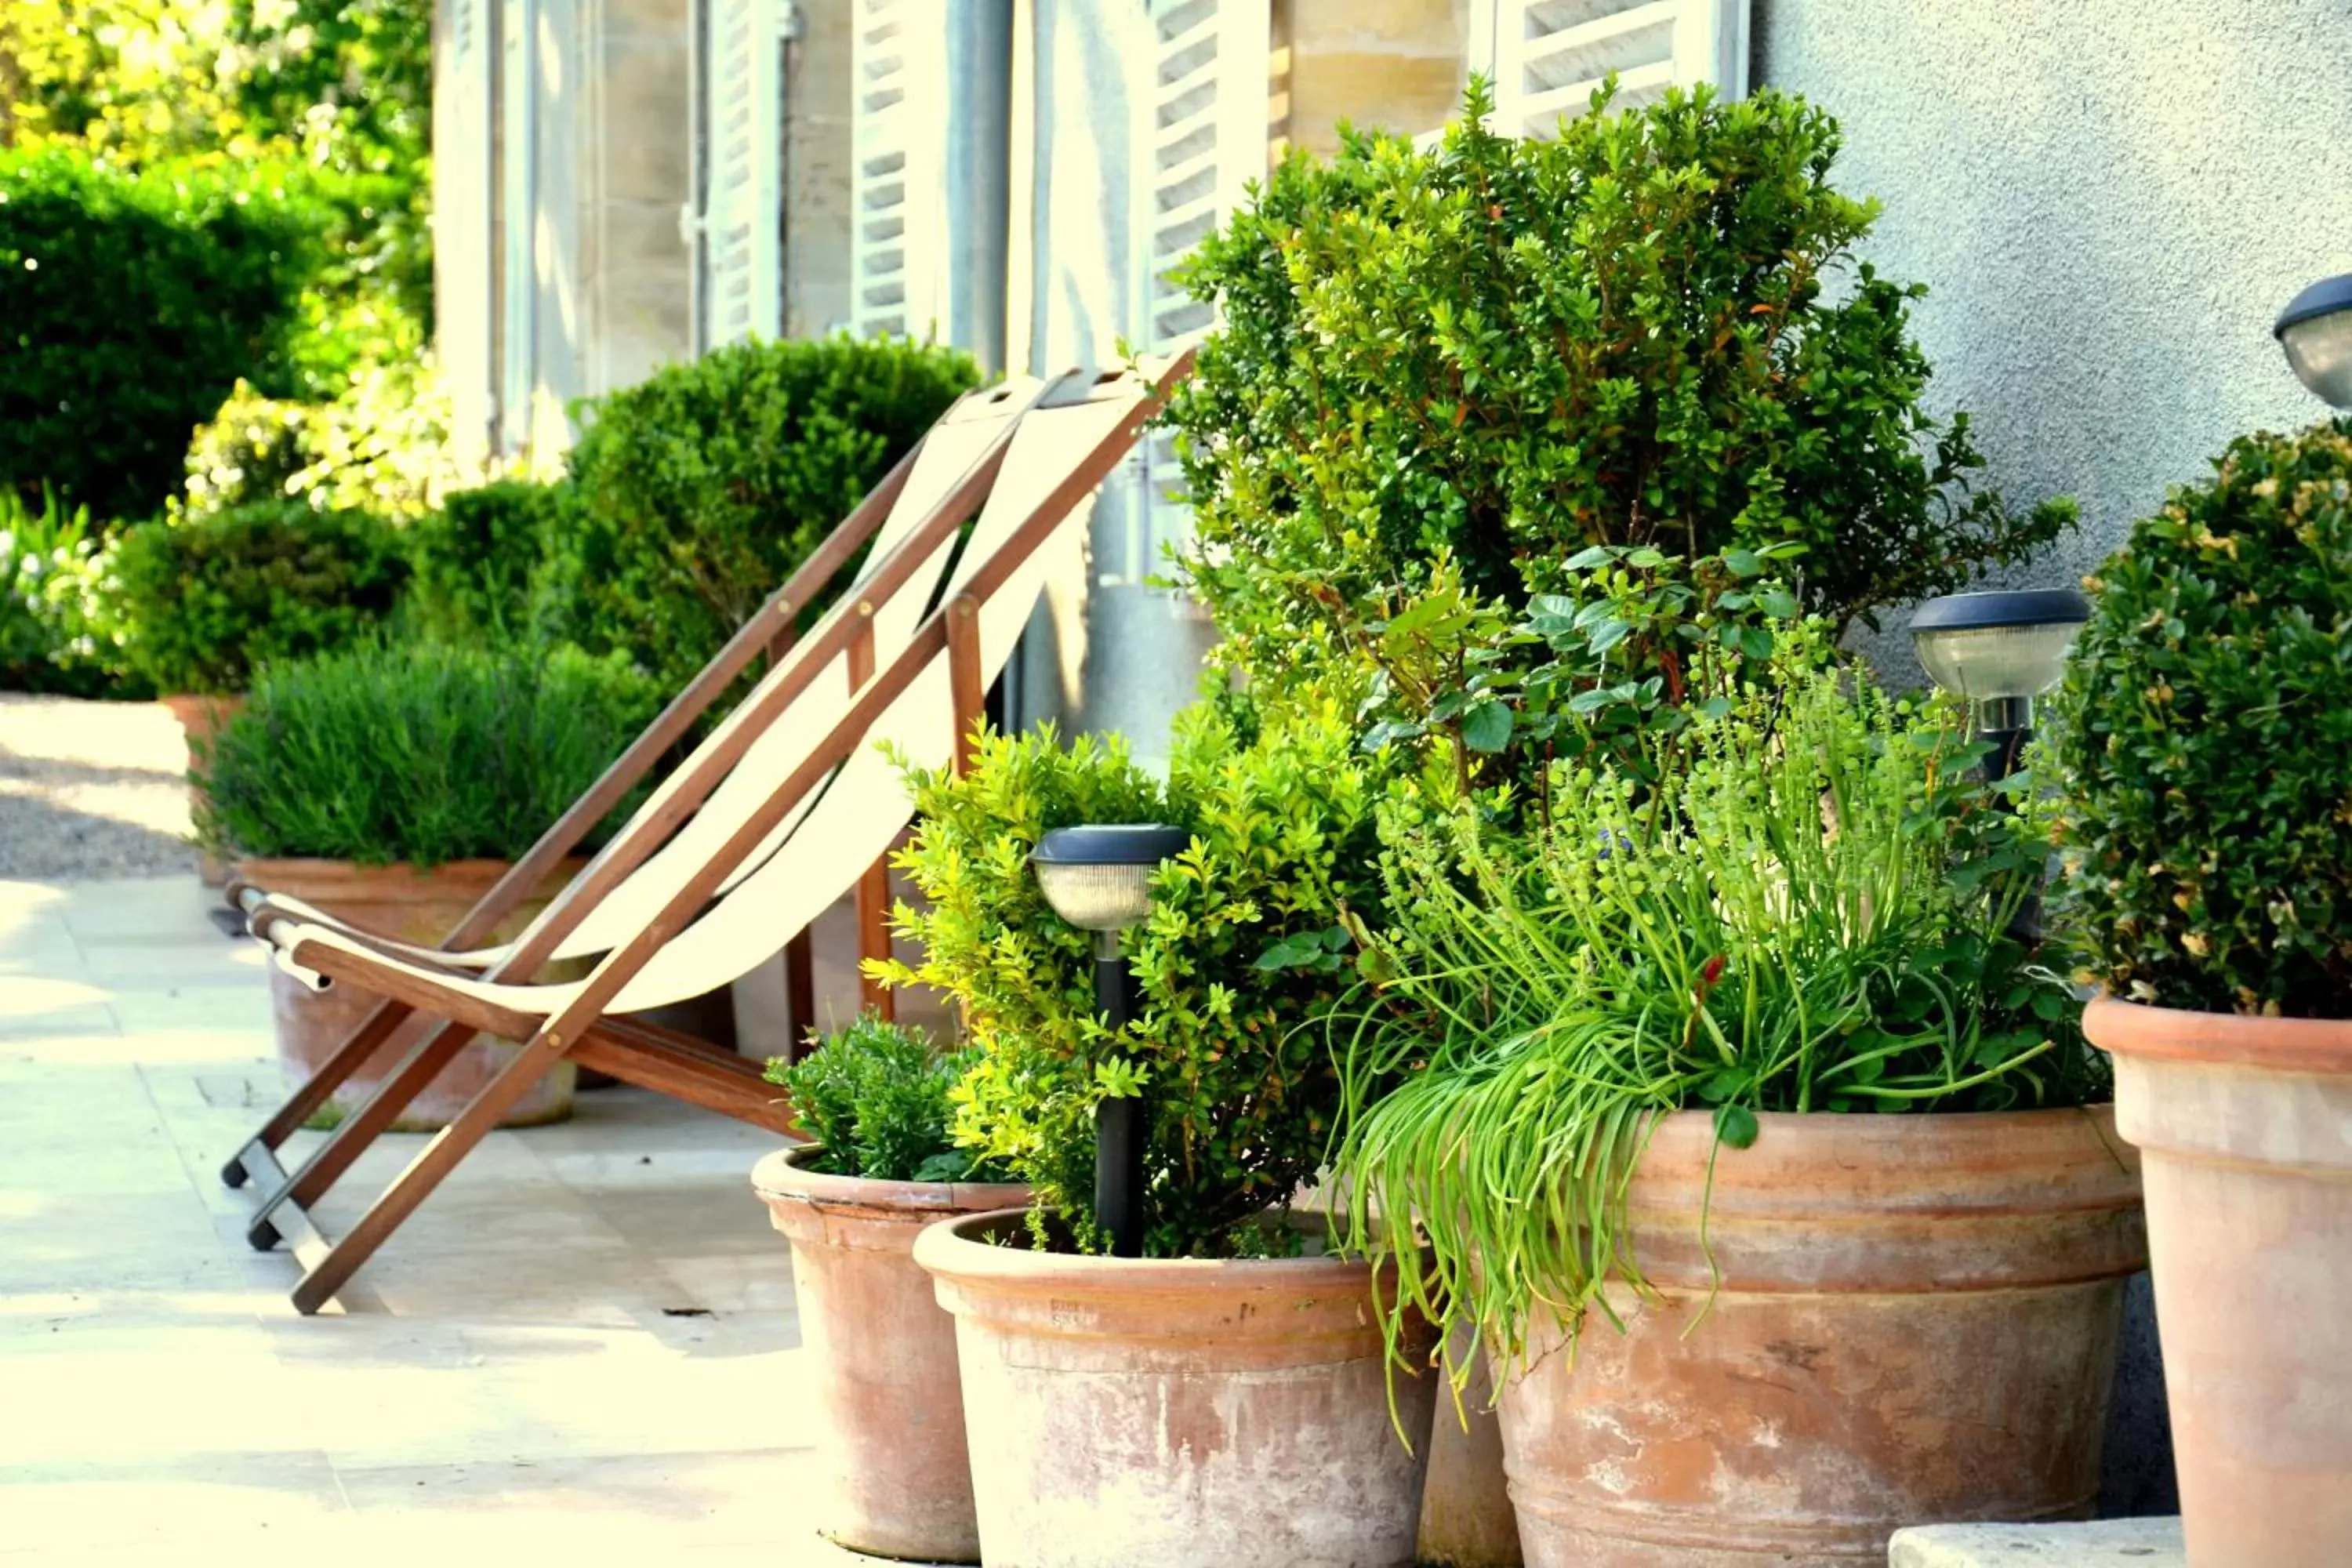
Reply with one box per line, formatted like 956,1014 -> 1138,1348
1624,1102 -> 2139,1210
752,1142 -> 1032,1216
913,1204 -> 1406,1298
2085,990 -> 2352,1076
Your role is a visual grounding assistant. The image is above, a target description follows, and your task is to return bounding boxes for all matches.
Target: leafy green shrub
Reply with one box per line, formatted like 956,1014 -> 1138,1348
182,361 -> 453,522
876,701 -> 1387,1258
198,640 -> 664,866
0,489 -> 113,695
98,500 -> 408,694
406,479 -> 583,644
564,334 -> 982,685
2050,416 -> 2352,1018
1332,641 -> 2100,1377
0,149 -> 338,520
765,1013 -> 1010,1184
1161,80 -> 2073,714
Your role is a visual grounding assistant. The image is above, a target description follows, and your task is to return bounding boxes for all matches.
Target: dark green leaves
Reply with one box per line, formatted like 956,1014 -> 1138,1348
2050,416 -> 2352,1018
1712,1104 -> 1760,1149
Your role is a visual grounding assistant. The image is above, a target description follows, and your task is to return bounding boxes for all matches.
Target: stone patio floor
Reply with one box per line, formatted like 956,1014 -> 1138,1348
0,873 -> 886,1563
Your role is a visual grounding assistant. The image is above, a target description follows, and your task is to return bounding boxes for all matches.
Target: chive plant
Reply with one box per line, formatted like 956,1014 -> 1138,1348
1327,642 -> 2105,1389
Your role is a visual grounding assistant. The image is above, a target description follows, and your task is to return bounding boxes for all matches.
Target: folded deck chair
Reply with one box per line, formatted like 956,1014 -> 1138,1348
223,356 -> 1189,1313
216,374 -> 1044,1246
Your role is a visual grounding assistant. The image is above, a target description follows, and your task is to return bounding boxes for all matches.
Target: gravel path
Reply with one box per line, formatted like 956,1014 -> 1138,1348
0,695 -> 199,880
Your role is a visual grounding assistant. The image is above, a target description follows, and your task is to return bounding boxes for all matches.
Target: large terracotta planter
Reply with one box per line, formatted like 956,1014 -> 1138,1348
163,692 -> 243,885
1419,1325 -> 1523,1568
2087,993 -> 2352,1567
238,856 -> 585,1131
916,1207 -> 1439,1568
1496,1106 -> 2146,1566
750,1145 -> 1029,1564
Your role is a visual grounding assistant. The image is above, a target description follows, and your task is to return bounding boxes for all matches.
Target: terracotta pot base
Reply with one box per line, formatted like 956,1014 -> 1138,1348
2087,994 -> 2352,1568
916,1209 -> 1439,1568
1495,1107 -> 2146,1568
752,1147 -> 1029,1564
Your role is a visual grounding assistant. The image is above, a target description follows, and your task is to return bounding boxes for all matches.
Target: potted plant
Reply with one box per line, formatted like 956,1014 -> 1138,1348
1328,635 -> 2142,1567
1156,81 -> 2085,1566
884,704 -> 1439,1568
2054,417 -> 2352,1563
98,499 -> 408,879
750,1014 -> 1025,1564
200,637 -> 659,1130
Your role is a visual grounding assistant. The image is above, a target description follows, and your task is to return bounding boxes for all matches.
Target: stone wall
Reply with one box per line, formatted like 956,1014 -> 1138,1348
1280,0 -> 1468,153
786,0 -> 855,337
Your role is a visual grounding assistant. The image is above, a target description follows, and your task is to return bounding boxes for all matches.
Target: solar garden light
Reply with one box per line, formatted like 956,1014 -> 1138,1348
1908,588 -> 2093,783
2276,273 -> 2352,408
1030,823 -> 1191,1259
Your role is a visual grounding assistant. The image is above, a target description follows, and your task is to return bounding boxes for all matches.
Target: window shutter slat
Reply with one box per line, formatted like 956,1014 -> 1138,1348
699,0 -> 788,347
1477,0 -> 1748,138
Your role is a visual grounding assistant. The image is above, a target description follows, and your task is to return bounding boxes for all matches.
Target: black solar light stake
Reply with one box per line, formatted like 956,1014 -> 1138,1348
1030,823 -> 1191,1259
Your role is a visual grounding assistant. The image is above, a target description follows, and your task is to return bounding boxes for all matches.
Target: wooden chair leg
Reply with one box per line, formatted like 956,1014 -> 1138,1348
855,857 -> 895,1022
289,1028 -> 575,1316
221,996 -> 417,1188
245,1015 -> 481,1250
784,930 -> 815,1060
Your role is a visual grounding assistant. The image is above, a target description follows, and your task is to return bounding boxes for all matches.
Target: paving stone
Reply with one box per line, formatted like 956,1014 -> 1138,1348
1889,1518 -> 2186,1567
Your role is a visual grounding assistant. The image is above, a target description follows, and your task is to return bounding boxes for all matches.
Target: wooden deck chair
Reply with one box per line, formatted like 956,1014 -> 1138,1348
225,356 -> 1189,1313
216,373 -> 1045,1240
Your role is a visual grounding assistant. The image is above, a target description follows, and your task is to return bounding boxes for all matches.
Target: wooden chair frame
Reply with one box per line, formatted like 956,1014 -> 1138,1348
220,356 -> 1189,1313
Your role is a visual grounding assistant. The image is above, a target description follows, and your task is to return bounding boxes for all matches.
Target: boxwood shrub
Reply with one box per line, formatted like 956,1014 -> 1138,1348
199,640 -> 664,866
406,479 -> 583,645
564,334 -> 981,686
100,500 -> 408,695
2051,416 -> 2352,1018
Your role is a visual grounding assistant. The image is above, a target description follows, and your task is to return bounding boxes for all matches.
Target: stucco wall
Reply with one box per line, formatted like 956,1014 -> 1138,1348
1755,0 -> 2352,677
1755,0 -> 2352,1517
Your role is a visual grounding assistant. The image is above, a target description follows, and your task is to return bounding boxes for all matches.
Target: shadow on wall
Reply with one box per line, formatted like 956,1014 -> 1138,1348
1755,0 -> 2352,687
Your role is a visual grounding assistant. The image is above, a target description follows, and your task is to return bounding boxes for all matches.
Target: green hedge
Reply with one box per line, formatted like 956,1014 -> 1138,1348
406,480 -> 583,644
199,641 -> 665,866
100,500 -> 408,695
0,151 -> 326,521
565,335 -> 982,687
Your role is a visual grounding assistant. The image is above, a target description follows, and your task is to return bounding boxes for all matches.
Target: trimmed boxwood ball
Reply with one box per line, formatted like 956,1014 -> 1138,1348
100,500 -> 408,695
564,333 -> 982,688
2051,416 -> 2352,1018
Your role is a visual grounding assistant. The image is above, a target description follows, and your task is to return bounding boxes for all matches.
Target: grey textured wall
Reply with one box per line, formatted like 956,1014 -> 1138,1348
1755,0 -> 2352,1518
1755,0 -> 2352,678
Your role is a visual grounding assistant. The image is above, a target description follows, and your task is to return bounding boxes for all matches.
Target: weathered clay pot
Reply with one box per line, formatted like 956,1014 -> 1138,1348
1419,1325 -> 1523,1568
916,1207 -> 1439,1568
163,692 -> 244,885
238,856 -> 585,1131
750,1145 -> 1029,1563
2086,993 -> 2352,1567
1496,1107 -> 2146,1566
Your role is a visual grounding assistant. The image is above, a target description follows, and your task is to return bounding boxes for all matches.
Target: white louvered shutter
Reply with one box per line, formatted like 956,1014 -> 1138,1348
1473,0 -> 1749,137
699,0 -> 790,347
440,0 -> 496,470
1129,0 -> 1270,583
849,0 -> 918,339
497,0 -> 535,456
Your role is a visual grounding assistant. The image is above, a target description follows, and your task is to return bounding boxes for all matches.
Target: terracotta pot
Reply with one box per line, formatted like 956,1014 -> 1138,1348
162,692 -> 245,886
1419,1324 -> 1524,1567
1496,1106 -> 2146,1566
238,856 -> 586,1131
916,1207 -> 1439,1568
750,1147 -> 1028,1562
2086,993 -> 2352,1567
